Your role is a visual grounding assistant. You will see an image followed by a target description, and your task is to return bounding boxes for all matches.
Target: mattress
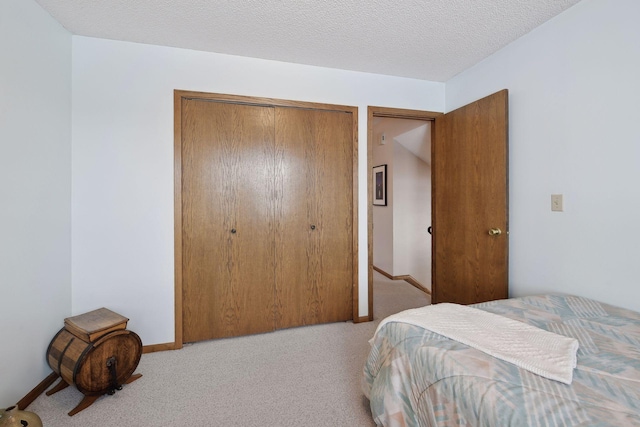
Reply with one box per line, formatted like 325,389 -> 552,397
362,294 -> 640,426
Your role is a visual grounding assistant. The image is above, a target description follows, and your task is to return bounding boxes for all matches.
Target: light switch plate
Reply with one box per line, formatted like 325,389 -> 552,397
551,194 -> 563,212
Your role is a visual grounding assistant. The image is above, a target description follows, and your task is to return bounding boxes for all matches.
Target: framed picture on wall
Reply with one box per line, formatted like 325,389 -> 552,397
373,164 -> 387,206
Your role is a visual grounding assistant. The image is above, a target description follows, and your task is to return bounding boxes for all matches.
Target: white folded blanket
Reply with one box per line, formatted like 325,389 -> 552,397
373,303 -> 579,384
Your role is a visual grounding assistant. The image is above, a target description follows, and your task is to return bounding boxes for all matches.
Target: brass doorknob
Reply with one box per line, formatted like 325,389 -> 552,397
488,228 -> 502,236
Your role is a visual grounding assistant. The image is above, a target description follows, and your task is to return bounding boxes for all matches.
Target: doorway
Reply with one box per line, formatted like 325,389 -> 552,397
367,91 -> 509,318
367,107 -> 441,320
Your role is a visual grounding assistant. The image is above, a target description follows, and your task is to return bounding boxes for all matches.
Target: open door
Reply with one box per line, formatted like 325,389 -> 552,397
432,90 -> 509,304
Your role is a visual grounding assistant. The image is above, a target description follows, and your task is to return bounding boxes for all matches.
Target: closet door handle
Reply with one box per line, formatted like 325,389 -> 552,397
230,229 -> 237,234
310,225 -> 316,230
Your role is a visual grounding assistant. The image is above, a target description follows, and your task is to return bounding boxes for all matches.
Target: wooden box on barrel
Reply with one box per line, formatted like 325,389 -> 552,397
46,308 -> 142,416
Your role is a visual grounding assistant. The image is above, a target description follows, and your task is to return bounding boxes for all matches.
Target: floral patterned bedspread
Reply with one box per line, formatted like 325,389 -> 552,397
362,294 -> 640,426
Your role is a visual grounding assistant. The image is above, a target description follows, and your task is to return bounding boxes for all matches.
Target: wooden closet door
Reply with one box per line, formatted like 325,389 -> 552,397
274,107 -> 354,328
181,99 -> 276,342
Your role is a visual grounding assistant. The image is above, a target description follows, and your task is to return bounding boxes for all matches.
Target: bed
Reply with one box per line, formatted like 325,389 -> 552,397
362,294 -> 640,426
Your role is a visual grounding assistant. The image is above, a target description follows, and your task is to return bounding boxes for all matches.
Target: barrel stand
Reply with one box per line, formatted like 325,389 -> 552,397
46,314 -> 142,416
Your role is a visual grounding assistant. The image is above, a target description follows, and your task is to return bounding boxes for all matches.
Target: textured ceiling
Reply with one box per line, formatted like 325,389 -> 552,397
35,0 -> 582,82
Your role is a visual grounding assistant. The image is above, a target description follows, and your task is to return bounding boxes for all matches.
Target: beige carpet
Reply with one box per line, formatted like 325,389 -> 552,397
28,272 -> 430,426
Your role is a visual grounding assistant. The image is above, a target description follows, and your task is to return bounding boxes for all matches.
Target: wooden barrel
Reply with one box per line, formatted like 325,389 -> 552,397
47,328 -> 142,396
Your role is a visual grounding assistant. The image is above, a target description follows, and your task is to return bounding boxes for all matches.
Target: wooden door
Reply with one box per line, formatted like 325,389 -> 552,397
181,99 -> 276,342
274,107 -> 353,328
432,90 -> 509,304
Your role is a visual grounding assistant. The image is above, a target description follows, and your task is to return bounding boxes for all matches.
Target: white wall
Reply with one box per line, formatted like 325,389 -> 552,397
372,137 -> 394,273
71,36 -> 445,345
372,132 -> 431,288
446,0 -> 640,312
0,0 -> 72,406
393,144 -> 431,288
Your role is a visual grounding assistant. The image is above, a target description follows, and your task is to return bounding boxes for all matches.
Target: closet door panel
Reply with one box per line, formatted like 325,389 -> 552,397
274,108 -> 353,328
314,109 -> 353,323
181,100 -> 276,342
272,108 -> 308,328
